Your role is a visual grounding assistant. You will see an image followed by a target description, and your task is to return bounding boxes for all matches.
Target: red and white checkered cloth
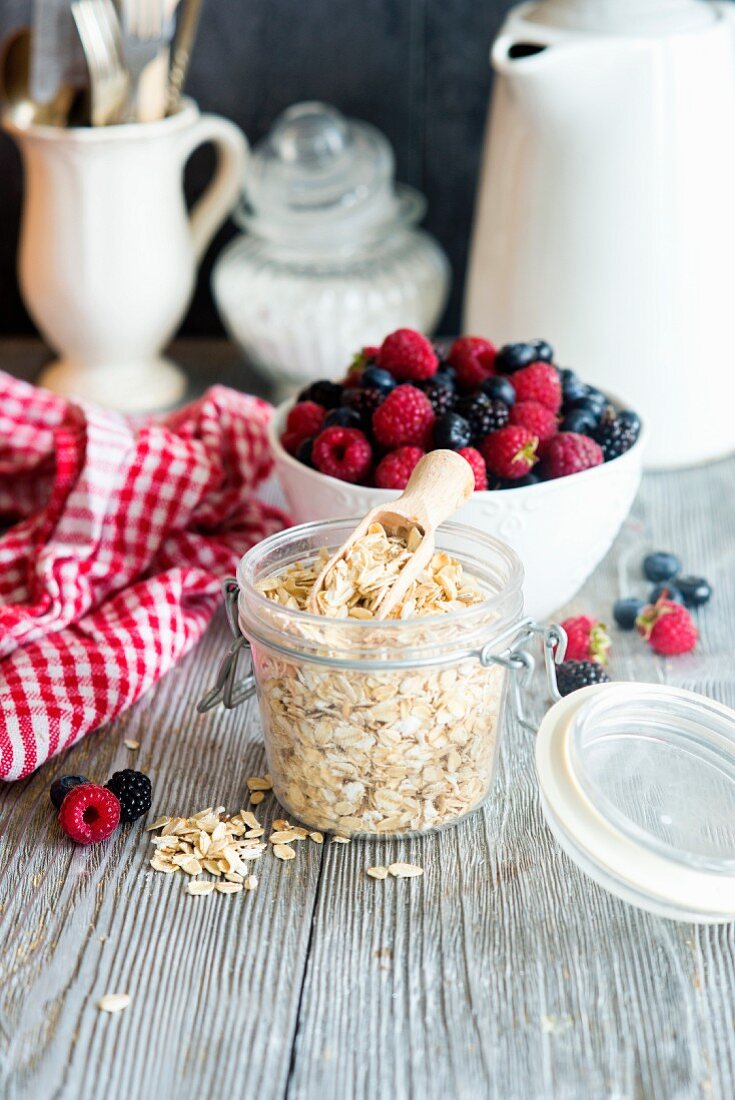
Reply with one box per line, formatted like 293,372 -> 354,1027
0,372 -> 289,781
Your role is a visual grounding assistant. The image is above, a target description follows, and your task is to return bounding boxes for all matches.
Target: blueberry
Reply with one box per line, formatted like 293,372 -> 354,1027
435,365 -> 457,390
568,396 -> 606,423
433,412 -> 472,451
324,407 -> 363,429
489,472 -> 540,490
360,366 -> 395,394
650,583 -> 685,605
495,342 -> 538,374
50,774 -> 89,810
481,375 -> 516,407
295,438 -> 315,467
677,575 -> 712,608
643,551 -> 682,583
559,368 -> 576,386
562,378 -> 589,405
613,597 -> 645,630
530,339 -> 554,362
561,408 -> 597,434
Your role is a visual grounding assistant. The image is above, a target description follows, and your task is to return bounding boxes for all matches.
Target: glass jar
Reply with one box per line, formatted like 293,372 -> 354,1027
211,102 -> 450,393
199,520 -> 561,838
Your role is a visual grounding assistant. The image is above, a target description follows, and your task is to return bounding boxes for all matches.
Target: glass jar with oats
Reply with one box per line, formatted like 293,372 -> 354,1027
201,519 -> 557,838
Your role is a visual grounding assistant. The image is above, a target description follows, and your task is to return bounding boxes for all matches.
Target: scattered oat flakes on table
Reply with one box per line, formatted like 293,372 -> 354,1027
366,866 -> 389,880
388,862 -> 424,878
98,993 -> 130,1014
124,739 -> 140,751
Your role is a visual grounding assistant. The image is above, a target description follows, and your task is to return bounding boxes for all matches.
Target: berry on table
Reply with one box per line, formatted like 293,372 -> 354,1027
105,769 -> 153,823
457,446 -> 488,490
455,393 -> 510,443
677,575 -> 712,608
556,660 -> 611,697
481,426 -> 539,480
540,433 -> 604,479
50,774 -> 89,811
372,385 -> 436,449
433,412 -> 472,451
643,551 -> 682,583
447,336 -> 497,391
649,583 -> 684,605
312,426 -> 373,483
613,597 -> 645,630
375,446 -> 425,490
297,380 -> 343,409
58,783 -> 121,845
560,615 -> 611,664
481,375 -> 516,407
594,411 -> 641,460
495,342 -> 539,374
360,366 -> 396,394
636,598 -> 698,656
510,362 -> 562,412
377,328 -> 438,382
509,400 -> 558,443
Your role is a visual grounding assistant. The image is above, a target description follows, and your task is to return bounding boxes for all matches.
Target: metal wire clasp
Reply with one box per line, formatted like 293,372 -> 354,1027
479,619 -> 567,734
197,579 -> 256,713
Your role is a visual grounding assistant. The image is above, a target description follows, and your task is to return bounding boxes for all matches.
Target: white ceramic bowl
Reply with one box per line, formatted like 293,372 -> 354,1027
267,400 -> 646,620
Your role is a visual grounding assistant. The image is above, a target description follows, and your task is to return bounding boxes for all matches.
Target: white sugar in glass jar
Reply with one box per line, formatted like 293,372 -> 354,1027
212,102 -> 450,393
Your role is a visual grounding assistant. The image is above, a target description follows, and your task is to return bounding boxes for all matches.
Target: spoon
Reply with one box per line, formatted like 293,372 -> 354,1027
0,26 -> 75,127
307,449 -> 475,620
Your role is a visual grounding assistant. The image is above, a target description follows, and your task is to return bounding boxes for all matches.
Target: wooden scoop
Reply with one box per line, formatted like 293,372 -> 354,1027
307,450 -> 475,620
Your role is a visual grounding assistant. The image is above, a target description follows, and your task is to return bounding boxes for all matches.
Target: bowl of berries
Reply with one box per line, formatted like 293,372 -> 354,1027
268,329 -> 646,619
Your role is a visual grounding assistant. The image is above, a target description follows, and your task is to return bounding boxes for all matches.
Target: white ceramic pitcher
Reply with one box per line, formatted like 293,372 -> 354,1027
5,100 -> 247,412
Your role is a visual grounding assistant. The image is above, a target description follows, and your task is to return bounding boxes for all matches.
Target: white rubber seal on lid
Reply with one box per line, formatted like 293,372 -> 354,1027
536,682 -> 735,923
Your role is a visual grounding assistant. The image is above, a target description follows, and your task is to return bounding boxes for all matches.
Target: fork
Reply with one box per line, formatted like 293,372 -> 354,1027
71,0 -> 129,125
120,0 -> 172,121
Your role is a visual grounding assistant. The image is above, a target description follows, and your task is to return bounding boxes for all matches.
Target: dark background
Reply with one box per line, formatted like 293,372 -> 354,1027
0,0 -> 514,338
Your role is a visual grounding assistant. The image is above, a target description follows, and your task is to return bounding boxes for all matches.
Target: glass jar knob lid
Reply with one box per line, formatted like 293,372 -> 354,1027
536,681 -> 735,923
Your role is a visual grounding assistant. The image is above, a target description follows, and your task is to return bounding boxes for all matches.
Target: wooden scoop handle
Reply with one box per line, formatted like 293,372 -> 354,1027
395,450 -> 474,533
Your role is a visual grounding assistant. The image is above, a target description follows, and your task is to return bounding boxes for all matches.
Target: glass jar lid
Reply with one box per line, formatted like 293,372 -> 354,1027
536,682 -> 735,923
235,101 -> 425,248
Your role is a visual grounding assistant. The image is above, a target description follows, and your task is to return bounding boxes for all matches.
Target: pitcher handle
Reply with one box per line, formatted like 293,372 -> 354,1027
179,112 -> 248,264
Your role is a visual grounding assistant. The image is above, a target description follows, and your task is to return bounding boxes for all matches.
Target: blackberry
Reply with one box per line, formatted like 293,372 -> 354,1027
298,380 -> 343,409
418,379 -> 456,416
324,407 -> 363,430
555,660 -> 610,698
455,393 -> 510,443
433,412 -> 472,451
593,413 -> 640,460
50,774 -> 89,810
105,769 -> 152,823
341,387 -> 384,428
295,438 -> 315,467
495,342 -> 538,374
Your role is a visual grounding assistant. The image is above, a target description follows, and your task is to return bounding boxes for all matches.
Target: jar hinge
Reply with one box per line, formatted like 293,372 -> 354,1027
480,619 -> 567,734
197,578 -> 256,713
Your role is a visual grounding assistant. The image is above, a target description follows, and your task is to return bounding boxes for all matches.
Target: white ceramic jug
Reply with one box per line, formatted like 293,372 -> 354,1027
5,100 -> 247,412
465,0 -> 735,468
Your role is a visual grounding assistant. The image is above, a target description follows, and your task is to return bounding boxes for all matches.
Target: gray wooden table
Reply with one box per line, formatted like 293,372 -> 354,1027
1,341 -> 734,1100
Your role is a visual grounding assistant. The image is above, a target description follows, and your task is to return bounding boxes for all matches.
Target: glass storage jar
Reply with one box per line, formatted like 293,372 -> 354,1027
199,520 -> 561,838
211,102 -> 450,393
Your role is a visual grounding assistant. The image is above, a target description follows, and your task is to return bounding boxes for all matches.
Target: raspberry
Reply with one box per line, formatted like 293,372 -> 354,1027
282,401 -> 326,453
509,400 -> 558,443
481,426 -> 539,480
312,426 -> 373,483
377,329 -> 438,382
457,447 -> 488,490
447,336 -> 497,391
58,783 -> 121,845
556,660 -> 611,697
455,393 -> 509,443
372,385 -> 436,449
511,362 -> 562,412
636,598 -> 698,656
375,446 -> 425,490
540,432 -> 604,479
105,769 -> 152,823
560,615 -> 611,665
